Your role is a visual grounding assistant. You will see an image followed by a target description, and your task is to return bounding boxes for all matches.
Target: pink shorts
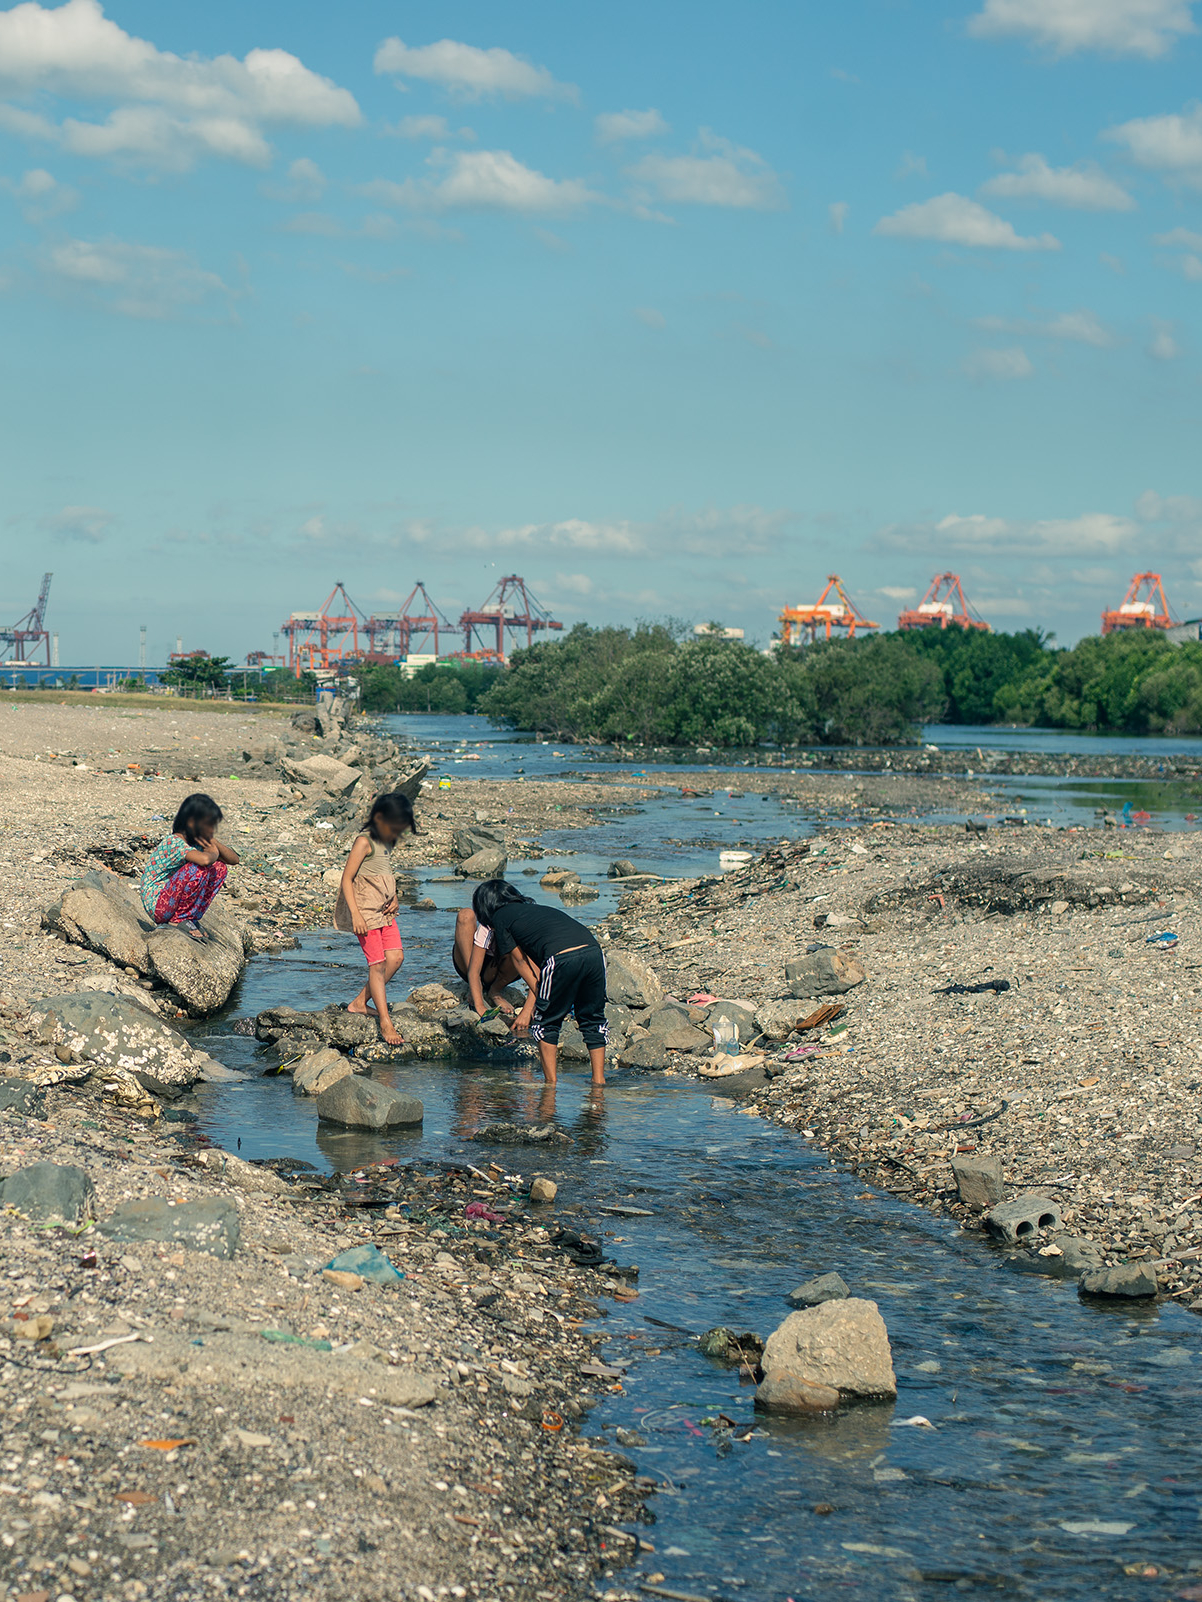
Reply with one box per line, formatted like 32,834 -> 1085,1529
357,921 -> 402,964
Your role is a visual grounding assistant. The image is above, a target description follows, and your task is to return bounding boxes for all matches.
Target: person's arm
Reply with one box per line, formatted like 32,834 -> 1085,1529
183,840 -> 221,867
212,837 -> 240,866
509,944 -> 540,1033
339,837 -> 372,937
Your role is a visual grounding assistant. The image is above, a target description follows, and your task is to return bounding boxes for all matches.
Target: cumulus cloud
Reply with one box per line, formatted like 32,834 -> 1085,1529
373,36 -> 576,102
964,346 -> 1035,380
974,309 -> 1116,347
828,200 -> 848,233
968,0 -> 1196,58
0,164 -> 77,220
389,114 -> 453,140
0,0 -> 359,170
361,149 -> 597,215
874,510 -> 1139,555
634,306 -> 665,327
980,153 -> 1135,210
1156,226 -> 1202,247
626,129 -> 786,210
594,108 -> 667,144
878,585 -> 918,602
1105,104 -> 1202,187
43,236 -> 231,318
1148,321 -> 1180,358
874,193 -> 1060,250
39,503 -> 114,542
261,156 -> 325,203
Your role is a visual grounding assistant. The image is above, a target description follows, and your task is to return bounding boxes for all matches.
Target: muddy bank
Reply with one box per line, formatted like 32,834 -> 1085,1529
0,1076 -> 652,1601
607,822 -> 1202,1305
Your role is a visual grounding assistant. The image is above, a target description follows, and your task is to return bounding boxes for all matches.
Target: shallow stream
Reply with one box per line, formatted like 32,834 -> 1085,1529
178,755 -> 1202,1600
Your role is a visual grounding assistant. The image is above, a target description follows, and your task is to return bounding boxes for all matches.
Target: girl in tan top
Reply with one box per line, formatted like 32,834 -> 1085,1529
336,792 -> 417,1046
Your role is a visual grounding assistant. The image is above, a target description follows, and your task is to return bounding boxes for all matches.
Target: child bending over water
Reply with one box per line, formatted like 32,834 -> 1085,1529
140,793 -> 239,940
336,791 -> 417,1046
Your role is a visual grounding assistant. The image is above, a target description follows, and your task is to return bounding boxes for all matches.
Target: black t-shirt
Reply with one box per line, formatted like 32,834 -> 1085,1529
488,902 -> 598,967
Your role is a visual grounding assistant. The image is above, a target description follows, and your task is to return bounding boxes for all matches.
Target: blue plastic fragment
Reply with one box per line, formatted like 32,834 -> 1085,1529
323,1243 -> 405,1285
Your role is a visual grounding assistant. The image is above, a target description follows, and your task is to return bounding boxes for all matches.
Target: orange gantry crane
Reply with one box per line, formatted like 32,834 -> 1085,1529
1101,573 -> 1177,635
0,572 -> 52,665
457,575 -> 563,660
897,572 -> 990,633
778,574 -> 878,646
365,583 -> 452,661
282,583 -> 365,677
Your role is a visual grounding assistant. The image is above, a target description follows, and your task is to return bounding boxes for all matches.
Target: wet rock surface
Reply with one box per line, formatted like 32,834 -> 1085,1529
757,1298 -> 897,1411
314,1076 -> 424,1129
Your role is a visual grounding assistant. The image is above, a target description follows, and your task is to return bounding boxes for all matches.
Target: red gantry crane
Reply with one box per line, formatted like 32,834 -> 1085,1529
778,574 -> 878,646
897,572 -> 991,633
365,583 -> 452,661
282,583 -> 365,677
457,575 -> 563,661
0,572 -> 52,665
1101,573 -> 1177,635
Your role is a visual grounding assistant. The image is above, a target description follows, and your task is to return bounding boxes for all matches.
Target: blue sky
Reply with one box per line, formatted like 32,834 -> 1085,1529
2,0 -> 1202,662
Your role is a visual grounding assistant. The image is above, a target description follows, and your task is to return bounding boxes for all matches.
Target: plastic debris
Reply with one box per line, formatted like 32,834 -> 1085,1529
323,1243 -> 405,1285
1146,931 -> 1178,948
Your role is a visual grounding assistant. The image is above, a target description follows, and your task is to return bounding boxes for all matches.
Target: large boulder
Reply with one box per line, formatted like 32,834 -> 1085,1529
26,992 -> 208,1088
604,950 -> 663,1010
755,1000 -> 817,1041
452,825 -> 505,860
756,1299 -> 896,1414
42,869 -> 248,1013
291,1045 -> 353,1097
283,753 -> 362,795
145,898 -> 246,1014
315,1076 -> 424,1130
456,847 -> 507,880
43,869 -> 154,975
0,1161 -> 95,1223
97,1196 -> 240,1259
256,1007 -> 380,1049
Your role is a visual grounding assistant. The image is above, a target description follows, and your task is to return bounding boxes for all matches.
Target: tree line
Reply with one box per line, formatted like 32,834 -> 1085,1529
467,623 -> 1202,746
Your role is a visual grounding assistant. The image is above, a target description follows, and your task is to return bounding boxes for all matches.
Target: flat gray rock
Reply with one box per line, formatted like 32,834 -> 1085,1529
291,1045 -> 352,1097
0,1161 -> 95,1223
455,846 -> 507,880
786,1271 -> 850,1308
604,950 -> 663,1010
26,992 -> 206,1088
1079,1262 -> 1158,1299
96,1196 -> 240,1259
315,1075 -> 423,1129
0,1078 -> 45,1117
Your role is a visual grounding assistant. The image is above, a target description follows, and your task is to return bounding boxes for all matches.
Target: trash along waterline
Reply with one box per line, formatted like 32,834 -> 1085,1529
190,911 -> 1202,1602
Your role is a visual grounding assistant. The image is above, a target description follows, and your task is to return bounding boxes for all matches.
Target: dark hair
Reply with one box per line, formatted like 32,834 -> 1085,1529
365,791 -> 417,843
173,792 -> 223,846
472,879 -> 533,928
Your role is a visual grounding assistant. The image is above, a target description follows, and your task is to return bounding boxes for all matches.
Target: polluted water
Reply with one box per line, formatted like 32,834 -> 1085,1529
182,849 -> 1202,1602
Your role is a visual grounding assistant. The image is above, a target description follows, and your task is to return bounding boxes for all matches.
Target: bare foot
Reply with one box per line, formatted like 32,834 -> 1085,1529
380,1027 -> 404,1047
347,1000 -> 370,1015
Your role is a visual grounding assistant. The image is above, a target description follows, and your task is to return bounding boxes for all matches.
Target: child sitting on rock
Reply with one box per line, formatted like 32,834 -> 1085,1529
141,793 -> 240,940
337,791 -> 417,1046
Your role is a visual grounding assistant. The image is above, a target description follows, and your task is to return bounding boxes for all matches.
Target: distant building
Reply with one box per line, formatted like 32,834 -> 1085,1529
1165,619 -> 1202,644
694,624 -> 745,640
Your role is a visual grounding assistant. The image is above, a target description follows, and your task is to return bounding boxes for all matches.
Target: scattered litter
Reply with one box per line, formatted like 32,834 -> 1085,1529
891,1415 -> 937,1429
797,1002 -> 844,1031
324,1243 -> 405,1285
1146,931 -> 1178,948
139,1438 -> 195,1451
464,1202 -> 506,1223
933,979 -> 1011,995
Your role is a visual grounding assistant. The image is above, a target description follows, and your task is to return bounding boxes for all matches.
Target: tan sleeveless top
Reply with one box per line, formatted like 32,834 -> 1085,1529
334,833 -> 397,932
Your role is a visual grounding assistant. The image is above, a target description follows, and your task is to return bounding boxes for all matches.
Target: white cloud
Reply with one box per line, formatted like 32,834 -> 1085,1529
1155,226 -> 1202,247
1105,104 -> 1202,187
373,36 -> 576,102
878,585 -> 918,601
968,0 -> 1196,58
897,151 -> 928,178
0,0 -> 359,170
390,114 -> 451,140
626,129 -> 786,210
261,155 -> 325,203
964,346 -> 1035,380
594,108 -> 667,144
361,149 -> 597,215
1101,251 -> 1126,274
634,305 -> 665,327
980,153 -> 1135,211
874,193 -> 1060,250
1148,321 -> 1180,358
550,572 -> 595,596
1137,489 -> 1202,520
0,164 -> 77,219
974,309 -> 1116,347
828,200 -> 848,234
43,236 -> 231,318
39,503 -> 114,542
875,510 -> 1139,554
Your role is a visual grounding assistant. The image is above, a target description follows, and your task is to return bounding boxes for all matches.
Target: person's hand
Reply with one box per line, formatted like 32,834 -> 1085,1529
351,911 -> 369,937
382,896 -> 398,916
510,1006 -> 534,1036
489,994 -> 516,1017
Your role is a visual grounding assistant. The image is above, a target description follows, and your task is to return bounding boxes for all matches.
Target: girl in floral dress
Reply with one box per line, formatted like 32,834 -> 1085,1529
140,793 -> 239,940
